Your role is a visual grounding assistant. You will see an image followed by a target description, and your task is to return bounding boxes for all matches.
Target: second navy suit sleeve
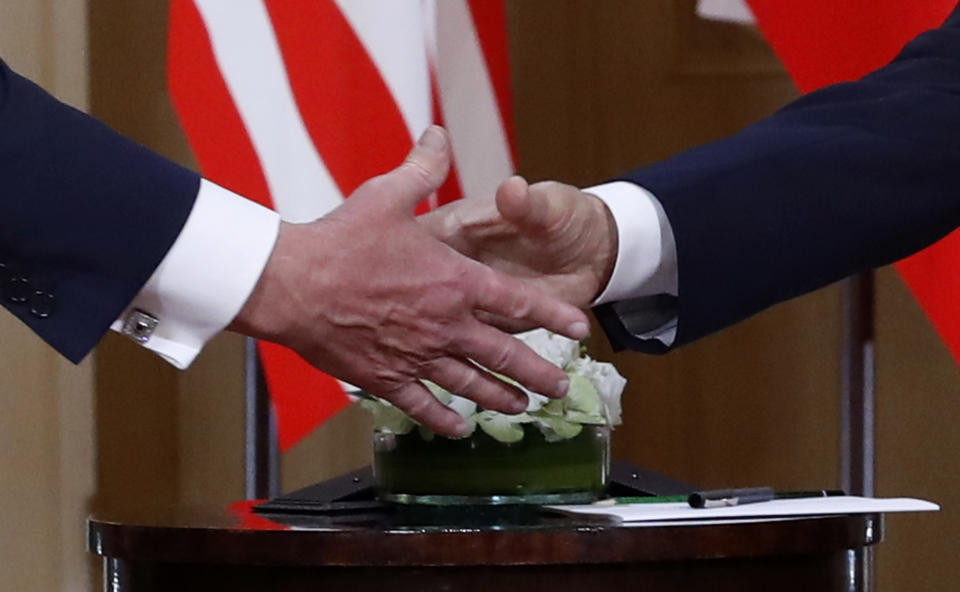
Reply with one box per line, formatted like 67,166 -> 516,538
597,5 -> 960,352
0,59 -> 200,363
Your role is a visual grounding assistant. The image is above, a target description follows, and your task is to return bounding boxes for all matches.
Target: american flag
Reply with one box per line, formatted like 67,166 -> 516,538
167,0 -> 516,451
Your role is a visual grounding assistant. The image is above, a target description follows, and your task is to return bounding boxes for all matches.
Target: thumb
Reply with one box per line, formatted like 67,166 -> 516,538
496,176 -> 567,233
389,125 -> 452,211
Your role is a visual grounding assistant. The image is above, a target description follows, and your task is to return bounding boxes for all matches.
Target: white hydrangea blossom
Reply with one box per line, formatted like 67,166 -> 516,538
514,328 -> 580,369
366,330 -> 628,442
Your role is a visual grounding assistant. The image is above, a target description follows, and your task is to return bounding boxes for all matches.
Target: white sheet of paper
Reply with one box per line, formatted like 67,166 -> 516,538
547,496 -> 939,524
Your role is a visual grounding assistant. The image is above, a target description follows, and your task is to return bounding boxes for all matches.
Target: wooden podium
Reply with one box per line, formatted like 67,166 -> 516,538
88,502 -> 880,591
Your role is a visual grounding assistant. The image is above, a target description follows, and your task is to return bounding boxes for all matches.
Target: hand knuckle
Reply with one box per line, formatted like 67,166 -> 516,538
423,282 -> 467,317
531,180 -> 558,193
490,343 -> 516,372
409,396 -> 432,415
402,160 -> 439,186
510,294 -> 533,319
425,331 -> 452,353
452,369 -> 480,396
360,175 -> 389,195
473,269 -> 505,305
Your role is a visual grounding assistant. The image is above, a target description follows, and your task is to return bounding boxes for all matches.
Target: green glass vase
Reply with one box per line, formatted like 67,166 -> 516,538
373,424 -> 610,505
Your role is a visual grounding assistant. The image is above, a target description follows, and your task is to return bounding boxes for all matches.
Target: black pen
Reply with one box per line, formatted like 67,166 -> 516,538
687,487 -> 845,508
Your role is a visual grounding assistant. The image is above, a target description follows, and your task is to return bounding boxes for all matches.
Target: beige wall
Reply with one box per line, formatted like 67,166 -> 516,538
0,2 -> 95,592
874,268 -> 960,589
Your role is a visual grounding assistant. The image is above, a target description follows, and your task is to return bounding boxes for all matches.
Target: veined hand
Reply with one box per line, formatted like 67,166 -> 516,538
230,127 -> 591,437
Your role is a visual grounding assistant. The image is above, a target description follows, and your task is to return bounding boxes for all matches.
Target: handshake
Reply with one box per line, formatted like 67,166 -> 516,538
230,126 -> 620,437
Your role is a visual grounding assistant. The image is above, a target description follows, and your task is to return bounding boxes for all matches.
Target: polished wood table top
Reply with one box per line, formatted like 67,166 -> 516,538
88,501 -> 881,567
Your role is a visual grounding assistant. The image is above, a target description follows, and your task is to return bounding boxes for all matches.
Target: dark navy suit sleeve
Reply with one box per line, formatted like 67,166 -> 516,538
596,5 -> 960,352
0,59 -> 200,362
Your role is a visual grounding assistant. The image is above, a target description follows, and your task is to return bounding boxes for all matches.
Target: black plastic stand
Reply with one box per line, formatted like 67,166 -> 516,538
254,461 -> 694,523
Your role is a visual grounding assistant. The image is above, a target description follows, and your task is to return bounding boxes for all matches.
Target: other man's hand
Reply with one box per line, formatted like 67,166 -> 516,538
230,128 -> 590,437
420,176 -> 619,320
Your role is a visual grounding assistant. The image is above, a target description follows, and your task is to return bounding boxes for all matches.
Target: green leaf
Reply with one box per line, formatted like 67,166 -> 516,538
564,373 -> 602,416
540,397 -> 566,417
477,411 -> 526,443
564,410 -> 606,425
361,400 -> 415,435
534,416 -> 583,442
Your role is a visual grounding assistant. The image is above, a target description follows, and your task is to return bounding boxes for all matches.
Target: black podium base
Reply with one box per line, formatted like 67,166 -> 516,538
252,461 -> 694,528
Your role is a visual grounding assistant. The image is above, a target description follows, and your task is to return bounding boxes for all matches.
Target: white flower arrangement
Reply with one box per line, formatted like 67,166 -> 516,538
362,329 -> 627,444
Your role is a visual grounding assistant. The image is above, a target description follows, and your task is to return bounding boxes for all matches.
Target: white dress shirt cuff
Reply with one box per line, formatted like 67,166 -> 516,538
585,181 -> 679,345
587,181 -> 678,303
110,179 -> 281,369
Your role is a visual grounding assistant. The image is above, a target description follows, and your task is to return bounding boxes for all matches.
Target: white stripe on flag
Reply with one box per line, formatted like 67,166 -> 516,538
435,0 -> 514,199
697,0 -> 756,24
333,0 -> 432,143
193,0 -> 344,222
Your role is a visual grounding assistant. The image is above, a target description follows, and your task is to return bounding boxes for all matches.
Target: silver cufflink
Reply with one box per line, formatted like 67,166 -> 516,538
121,309 -> 159,344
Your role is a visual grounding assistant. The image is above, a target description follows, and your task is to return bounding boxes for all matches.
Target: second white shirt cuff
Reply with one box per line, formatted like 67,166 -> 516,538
586,181 -> 678,305
585,181 -> 679,346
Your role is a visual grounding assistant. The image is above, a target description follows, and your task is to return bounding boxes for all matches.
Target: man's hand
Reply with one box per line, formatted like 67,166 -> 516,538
229,127 -> 591,437
420,176 -> 619,315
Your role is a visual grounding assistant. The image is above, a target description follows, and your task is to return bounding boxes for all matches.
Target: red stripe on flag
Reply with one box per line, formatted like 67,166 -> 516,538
260,348 -> 350,453
227,500 -> 290,530
896,232 -> 960,363
746,1 -> 956,92
263,0 -> 415,198
257,342 -> 351,453
167,0 -> 273,208
466,0 -> 518,167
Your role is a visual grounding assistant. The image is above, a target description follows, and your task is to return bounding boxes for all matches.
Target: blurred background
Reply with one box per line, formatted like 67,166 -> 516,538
2,1 -> 958,590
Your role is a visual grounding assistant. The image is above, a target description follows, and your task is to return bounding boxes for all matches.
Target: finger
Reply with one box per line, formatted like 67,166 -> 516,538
496,177 -> 570,232
417,194 -> 498,250
494,175 -> 533,224
416,208 -> 452,247
470,265 -> 590,340
453,319 -> 572,399
425,357 -> 530,416
389,125 -> 452,211
475,310 -> 539,334
381,380 -> 469,437
417,199 -> 472,249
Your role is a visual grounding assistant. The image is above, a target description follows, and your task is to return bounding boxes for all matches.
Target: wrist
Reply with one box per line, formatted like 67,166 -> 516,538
584,192 -> 619,301
228,221 -> 304,343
